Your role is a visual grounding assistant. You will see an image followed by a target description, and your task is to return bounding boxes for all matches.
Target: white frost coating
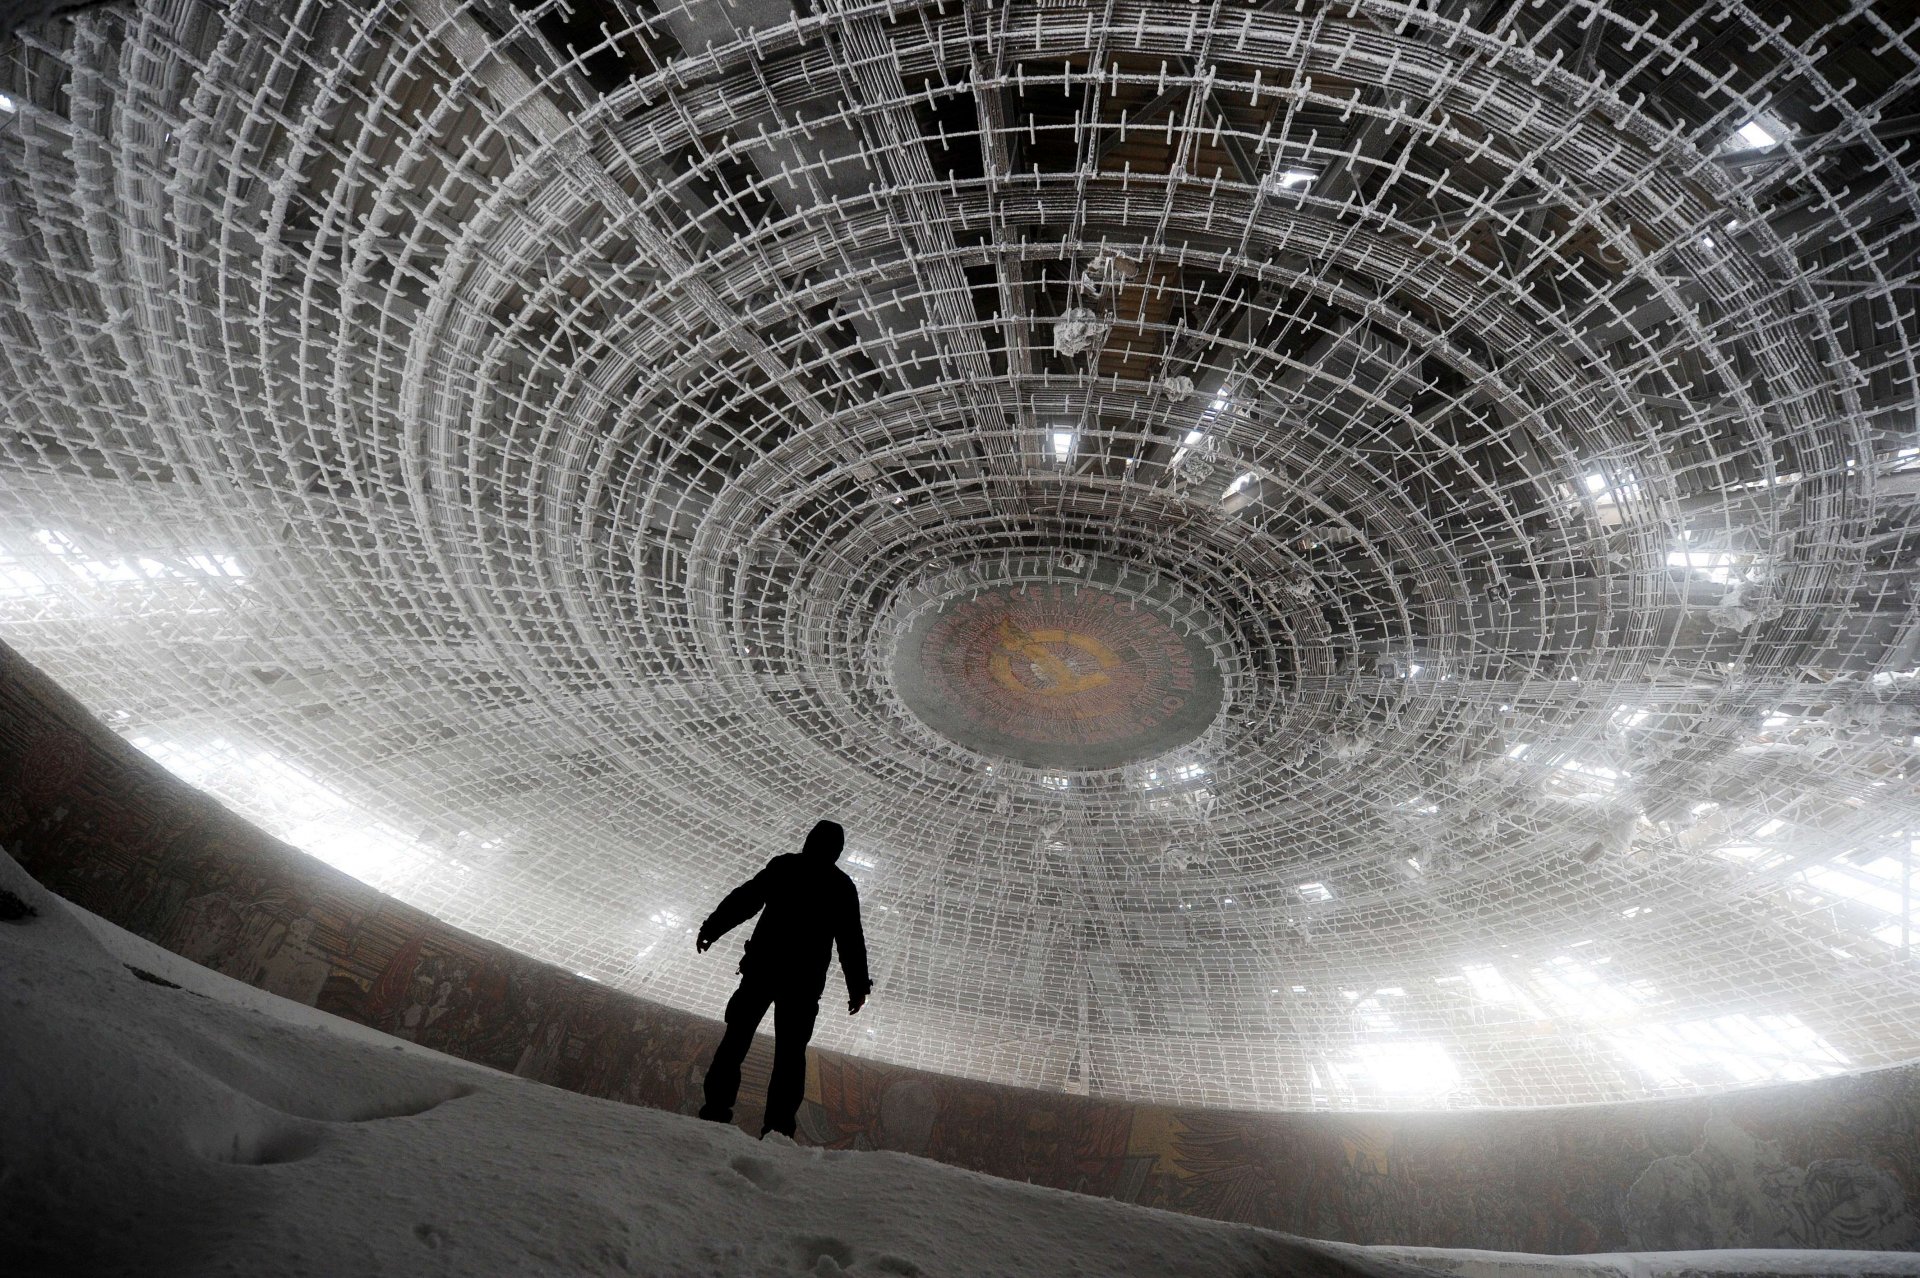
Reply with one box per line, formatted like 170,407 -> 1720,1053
1052,305 -> 1111,358
0,0 -> 1917,1115
1707,584 -> 1787,633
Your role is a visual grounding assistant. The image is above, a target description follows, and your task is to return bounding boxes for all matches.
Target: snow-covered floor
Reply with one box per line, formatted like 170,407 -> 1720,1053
3,853 -> 1915,1278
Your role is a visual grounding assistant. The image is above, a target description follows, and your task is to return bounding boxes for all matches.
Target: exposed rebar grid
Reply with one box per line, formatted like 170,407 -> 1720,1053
1,0 -> 1917,1109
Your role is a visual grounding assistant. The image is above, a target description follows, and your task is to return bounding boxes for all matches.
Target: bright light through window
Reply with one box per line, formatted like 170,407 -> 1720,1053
1297,881 -> 1332,902
1271,169 -> 1314,189
1735,119 -> 1779,149
1171,429 -> 1209,468
1608,1013 -> 1846,1089
127,731 -> 432,889
18,529 -> 247,591
1667,548 -> 1738,583
1051,430 -> 1075,463
0,93 -> 15,115
1582,472 -> 1641,505
1460,963 -> 1545,1016
1794,844 -> 1919,949
1531,956 -> 1659,1023
1346,1041 -> 1460,1101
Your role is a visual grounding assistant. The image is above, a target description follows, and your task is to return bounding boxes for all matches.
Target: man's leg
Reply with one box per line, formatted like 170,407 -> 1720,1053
700,974 -> 775,1123
762,985 -> 821,1137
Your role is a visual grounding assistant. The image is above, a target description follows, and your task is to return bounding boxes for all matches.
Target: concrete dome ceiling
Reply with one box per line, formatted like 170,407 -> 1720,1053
2,0 -> 1918,1109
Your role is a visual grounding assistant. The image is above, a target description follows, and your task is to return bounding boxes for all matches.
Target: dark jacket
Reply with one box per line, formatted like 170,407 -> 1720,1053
701,852 -> 870,999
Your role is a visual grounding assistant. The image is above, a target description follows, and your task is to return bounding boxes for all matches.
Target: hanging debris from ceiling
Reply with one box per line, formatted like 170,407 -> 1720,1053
1053,305 -> 1111,359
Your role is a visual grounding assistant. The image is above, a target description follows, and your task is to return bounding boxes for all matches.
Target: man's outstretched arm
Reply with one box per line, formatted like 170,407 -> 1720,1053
836,884 -> 872,1013
696,867 -> 770,952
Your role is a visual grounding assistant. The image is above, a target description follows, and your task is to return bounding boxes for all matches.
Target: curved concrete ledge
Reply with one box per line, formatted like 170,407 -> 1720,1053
2,635 -> 1917,1255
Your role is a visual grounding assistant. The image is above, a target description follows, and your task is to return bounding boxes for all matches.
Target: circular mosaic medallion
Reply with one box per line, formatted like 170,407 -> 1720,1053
891,582 -> 1225,770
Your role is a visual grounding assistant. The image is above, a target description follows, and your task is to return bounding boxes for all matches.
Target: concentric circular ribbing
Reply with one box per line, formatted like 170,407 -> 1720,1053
1,0 -> 1917,1109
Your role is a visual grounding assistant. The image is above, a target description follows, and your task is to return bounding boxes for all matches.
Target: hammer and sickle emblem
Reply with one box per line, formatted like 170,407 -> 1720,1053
989,620 -> 1120,697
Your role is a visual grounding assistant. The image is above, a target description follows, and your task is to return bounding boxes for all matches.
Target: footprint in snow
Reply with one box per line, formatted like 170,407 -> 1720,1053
795,1236 -> 855,1273
728,1154 -> 785,1192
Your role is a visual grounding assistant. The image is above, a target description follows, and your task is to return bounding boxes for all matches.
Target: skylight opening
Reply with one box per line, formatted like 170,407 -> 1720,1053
1531,956 -> 1657,1024
0,548 -> 47,599
1459,963 -> 1538,1013
1344,1041 -> 1460,1102
1050,430 -> 1076,464
1733,469 -> 1804,491
1666,548 -> 1739,583
26,529 -> 248,592
1555,756 -> 1620,785
1352,995 -> 1396,1031
126,730 -> 428,889
1270,168 -> 1315,190
1297,881 -> 1333,902
1608,1013 -> 1847,1090
1170,429 -> 1210,468
1734,119 -> 1779,150
1796,856 -> 1913,927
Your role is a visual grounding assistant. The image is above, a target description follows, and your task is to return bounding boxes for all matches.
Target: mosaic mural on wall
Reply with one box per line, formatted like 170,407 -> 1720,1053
1,635 -> 1916,1254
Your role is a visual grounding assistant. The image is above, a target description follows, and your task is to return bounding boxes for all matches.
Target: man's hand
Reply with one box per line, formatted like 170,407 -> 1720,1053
695,930 -> 714,953
848,988 -> 869,1015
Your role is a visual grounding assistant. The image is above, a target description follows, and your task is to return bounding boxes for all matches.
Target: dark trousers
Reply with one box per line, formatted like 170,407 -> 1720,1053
699,968 -> 821,1136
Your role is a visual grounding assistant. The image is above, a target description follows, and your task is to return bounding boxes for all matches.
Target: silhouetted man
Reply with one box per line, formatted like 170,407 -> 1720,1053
696,819 -> 870,1138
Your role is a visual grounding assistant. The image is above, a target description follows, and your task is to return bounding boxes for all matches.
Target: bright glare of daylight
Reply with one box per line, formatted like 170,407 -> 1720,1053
1666,547 -> 1739,582
6,0 -> 1918,1116
1344,1041 -> 1461,1103
126,732 -> 433,890
1607,1013 -> 1847,1089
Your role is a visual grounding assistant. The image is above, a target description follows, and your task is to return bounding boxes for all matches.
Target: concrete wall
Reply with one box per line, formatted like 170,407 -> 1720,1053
2,634 -> 1916,1254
